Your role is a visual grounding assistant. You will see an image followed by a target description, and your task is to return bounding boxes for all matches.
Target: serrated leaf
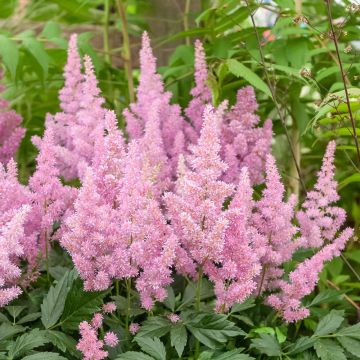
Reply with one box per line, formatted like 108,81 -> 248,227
17,313 -> 41,325
250,334 -> 281,357
22,38 -> 49,78
41,269 -> 76,329
44,330 -> 79,358
170,323 -> 187,357
314,310 -> 344,336
163,287 -> 176,311
22,353 -> 67,360
314,339 -> 346,360
0,35 -> 19,79
186,313 -> 245,349
287,337 -> 316,355
5,306 -> 26,320
230,298 -> 255,314
134,337 -> 166,360
136,317 -> 171,338
0,324 -> 25,341
60,279 -> 108,331
7,329 -> 48,359
227,59 -> 271,97
308,290 -> 341,307
214,350 -> 255,359
336,322 -> 360,339
337,336 -> 360,357
115,351 -> 155,360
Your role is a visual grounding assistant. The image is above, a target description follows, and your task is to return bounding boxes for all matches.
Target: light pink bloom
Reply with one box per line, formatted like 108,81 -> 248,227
102,302 -> 116,314
104,331 -> 119,347
129,323 -> 140,335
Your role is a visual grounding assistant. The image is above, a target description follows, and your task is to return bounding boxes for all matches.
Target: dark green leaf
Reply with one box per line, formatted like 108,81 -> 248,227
314,310 -> 344,336
41,269 -> 77,329
22,353 -> 67,360
115,351 -> 155,360
308,290 -> 341,307
337,336 -> 360,357
17,313 -> 41,325
44,330 -> 79,358
287,337 -> 316,355
186,313 -> 245,349
5,306 -> 26,319
0,324 -> 26,341
60,279 -> 108,331
336,322 -> 360,339
170,323 -> 187,357
134,337 -> 166,360
250,334 -> 281,357
136,317 -> 171,338
7,329 -> 48,359
314,339 -> 346,360
163,287 -> 176,312
214,350 -> 254,359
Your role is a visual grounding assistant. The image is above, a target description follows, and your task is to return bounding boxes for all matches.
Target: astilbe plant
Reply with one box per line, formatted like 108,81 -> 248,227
0,205 -> 30,307
185,40 -> 273,185
0,33 -> 354,339
0,78 -> 25,164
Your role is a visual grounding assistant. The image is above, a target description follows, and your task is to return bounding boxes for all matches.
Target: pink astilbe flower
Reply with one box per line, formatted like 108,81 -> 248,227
91,313 -> 103,329
167,313 -> 180,323
102,302 -> 116,314
251,154 -> 298,292
47,34 -> 83,180
104,332 -> 119,347
209,168 -> 261,312
72,55 -> 106,179
267,227 -> 353,322
184,40 -> 211,141
124,32 -> 186,175
0,205 -> 30,307
129,323 -> 140,335
117,141 -> 178,309
165,104 -> 233,274
266,142 -> 353,321
296,140 -> 345,248
185,41 -> 272,185
221,87 -> 273,185
77,321 -> 108,360
0,80 -> 25,164
61,168 -> 134,291
29,128 -> 76,255
93,110 -> 126,204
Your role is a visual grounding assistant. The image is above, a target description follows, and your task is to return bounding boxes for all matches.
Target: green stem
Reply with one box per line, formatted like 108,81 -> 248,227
103,0 -> 112,66
116,0 -> 135,103
195,265 -> 203,358
125,278 -> 131,332
325,0 -> 360,164
45,230 -> 50,284
183,0 -> 191,45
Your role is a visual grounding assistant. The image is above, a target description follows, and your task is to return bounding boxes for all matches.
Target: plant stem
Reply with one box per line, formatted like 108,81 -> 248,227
184,0 -> 191,45
116,0 -> 135,103
44,230 -> 50,283
103,0 -> 112,66
125,278 -> 131,332
195,265 -> 203,359
325,0 -> 360,164
257,266 -> 267,297
244,0 -> 306,193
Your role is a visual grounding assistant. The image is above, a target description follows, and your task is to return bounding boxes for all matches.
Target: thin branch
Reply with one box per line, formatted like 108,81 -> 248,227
244,0 -> 307,193
325,0 -> 360,164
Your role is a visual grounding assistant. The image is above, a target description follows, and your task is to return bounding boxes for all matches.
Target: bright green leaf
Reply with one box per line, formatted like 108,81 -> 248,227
170,323 -> 187,357
0,35 -> 19,79
314,339 -> 346,360
251,333 -> 281,357
314,310 -> 344,336
227,59 -> 271,97
134,337 -> 166,360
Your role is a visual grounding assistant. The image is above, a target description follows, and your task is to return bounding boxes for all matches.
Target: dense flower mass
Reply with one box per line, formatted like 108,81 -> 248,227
0,33 -> 353,330
0,78 -> 25,164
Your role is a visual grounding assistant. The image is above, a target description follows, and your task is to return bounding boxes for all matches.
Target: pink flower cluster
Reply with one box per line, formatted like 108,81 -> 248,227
77,308 -> 119,360
0,32 -> 353,326
0,77 -> 25,164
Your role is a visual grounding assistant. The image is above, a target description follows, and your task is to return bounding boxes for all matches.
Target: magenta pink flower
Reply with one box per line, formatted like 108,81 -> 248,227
167,313 -> 180,323
102,302 -> 116,314
104,331 -> 119,347
129,323 -> 140,335
0,205 -> 30,307
77,321 -> 108,360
